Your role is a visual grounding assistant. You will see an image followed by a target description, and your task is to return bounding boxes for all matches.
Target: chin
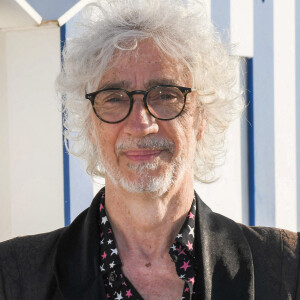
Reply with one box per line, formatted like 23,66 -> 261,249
106,161 -> 178,196
120,173 -> 173,196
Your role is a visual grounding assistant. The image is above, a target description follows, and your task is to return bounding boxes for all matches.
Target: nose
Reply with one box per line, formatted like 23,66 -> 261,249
123,95 -> 159,137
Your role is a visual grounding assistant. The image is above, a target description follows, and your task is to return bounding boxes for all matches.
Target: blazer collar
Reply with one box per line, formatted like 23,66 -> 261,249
194,193 -> 254,299
54,190 -> 106,299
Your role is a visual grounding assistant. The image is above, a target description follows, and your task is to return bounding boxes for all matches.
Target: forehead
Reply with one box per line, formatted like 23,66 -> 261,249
99,40 -> 190,89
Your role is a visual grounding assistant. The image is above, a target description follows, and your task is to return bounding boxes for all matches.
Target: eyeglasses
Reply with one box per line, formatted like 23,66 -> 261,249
85,85 -> 195,124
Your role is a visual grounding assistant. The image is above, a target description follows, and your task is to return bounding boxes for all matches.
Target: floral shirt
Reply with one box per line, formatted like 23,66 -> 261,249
98,189 -> 197,300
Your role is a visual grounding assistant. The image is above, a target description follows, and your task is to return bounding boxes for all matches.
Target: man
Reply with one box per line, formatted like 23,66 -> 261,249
0,0 -> 299,299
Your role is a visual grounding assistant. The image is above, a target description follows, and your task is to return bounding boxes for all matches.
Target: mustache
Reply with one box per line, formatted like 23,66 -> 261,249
115,137 -> 175,155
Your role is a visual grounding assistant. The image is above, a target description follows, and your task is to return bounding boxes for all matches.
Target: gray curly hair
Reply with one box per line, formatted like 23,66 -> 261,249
56,0 -> 244,183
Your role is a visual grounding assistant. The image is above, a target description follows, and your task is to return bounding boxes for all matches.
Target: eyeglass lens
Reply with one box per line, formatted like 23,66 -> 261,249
93,86 -> 185,123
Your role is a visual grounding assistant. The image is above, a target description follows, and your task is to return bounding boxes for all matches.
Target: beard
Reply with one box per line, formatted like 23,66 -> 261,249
117,158 -> 182,195
99,136 -> 186,196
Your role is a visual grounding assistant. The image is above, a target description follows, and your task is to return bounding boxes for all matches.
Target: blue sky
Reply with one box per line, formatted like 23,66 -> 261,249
27,0 -> 80,20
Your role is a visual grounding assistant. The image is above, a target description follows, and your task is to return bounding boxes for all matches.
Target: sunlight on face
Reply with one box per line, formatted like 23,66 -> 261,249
91,40 -> 200,196
103,136 -> 184,195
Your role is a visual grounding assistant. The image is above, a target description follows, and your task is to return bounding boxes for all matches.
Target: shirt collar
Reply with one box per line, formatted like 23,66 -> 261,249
169,195 -> 196,259
98,188 -> 197,290
98,189 -> 122,275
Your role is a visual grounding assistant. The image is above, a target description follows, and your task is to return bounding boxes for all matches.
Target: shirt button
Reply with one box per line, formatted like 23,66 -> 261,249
109,271 -> 117,282
171,254 -> 178,263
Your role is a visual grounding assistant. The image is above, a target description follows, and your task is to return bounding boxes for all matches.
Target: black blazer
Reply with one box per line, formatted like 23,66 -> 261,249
1,192 -> 299,299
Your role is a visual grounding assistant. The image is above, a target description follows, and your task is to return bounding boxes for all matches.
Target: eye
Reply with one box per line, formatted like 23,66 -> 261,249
152,90 -> 180,102
95,90 -> 129,105
159,93 -> 177,100
147,87 -> 183,103
105,96 -> 124,103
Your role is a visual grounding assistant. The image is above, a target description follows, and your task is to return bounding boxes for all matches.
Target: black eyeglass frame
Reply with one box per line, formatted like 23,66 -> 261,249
85,84 -> 193,124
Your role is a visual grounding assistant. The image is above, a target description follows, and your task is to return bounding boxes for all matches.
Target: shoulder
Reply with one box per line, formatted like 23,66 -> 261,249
0,206 -> 92,299
212,213 -> 300,298
238,224 -> 300,298
0,228 -> 66,299
0,226 -> 66,249
0,227 -> 67,265
0,206 -> 90,261
0,227 -> 66,280
238,224 -> 300,270
0,226 -> 67,256
208,210 -> 299,257
237,224 -> 299,258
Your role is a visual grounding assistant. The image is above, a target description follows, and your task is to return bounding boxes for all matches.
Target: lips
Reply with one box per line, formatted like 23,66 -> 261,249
123,149 -> 162,161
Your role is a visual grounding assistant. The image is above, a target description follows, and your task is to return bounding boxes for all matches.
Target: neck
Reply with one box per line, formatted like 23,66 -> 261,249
104,176 -> 194,260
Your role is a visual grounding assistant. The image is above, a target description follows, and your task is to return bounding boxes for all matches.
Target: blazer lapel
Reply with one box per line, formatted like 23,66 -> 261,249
53,191 -> 107,299
194,193 -> 254,300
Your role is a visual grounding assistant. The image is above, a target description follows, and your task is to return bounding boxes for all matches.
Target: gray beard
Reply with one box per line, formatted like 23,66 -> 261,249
97,136 -> 187,196
105,157 -> 184,196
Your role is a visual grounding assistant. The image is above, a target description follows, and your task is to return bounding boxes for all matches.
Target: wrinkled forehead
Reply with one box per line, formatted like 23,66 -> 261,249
98,40 -> 191,89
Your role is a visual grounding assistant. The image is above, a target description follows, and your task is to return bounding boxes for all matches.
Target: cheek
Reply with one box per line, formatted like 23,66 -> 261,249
97,129 -> 115,153
169,123 -> 194,157
176,108 -> 199,140
178,121 -> 199,159
91,116 -> 116,155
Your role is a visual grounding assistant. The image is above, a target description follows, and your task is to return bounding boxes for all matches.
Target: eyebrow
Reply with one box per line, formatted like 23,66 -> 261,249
145,79 -> 179,88
99,81 -> 131,90
98,78 -> 182,91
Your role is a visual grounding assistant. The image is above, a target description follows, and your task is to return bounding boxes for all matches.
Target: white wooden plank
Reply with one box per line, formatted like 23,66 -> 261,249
274,0 -> 297,231
0,0 -> 38,28
252,0 -> 276,227
230,0 -> 253,57
0,32 -> 12,242
57,0 -> 94,26
14,0 -> 42,24
2,25 -> 64,238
